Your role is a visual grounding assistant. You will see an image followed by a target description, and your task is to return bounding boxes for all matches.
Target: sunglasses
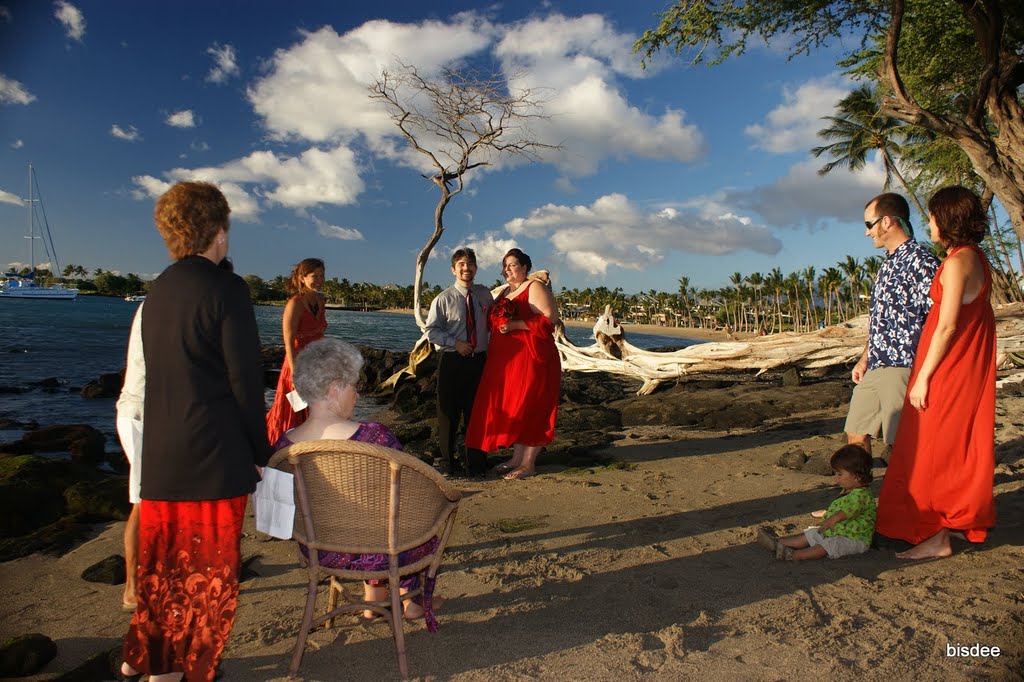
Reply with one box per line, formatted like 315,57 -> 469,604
864,216 -> 885,230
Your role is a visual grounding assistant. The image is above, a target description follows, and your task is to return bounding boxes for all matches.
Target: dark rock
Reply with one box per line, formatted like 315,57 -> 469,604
0,633 -> 58,677
560,372 -> 632,405
389,422 -> 432,444
51,645 -> 118,682
64,478 -> 131,521
0,517 -> 91,563
32,377 -> 63,389
81,555 -> 126,585
613,380 -> 852,430
778,450 -> 807,469
240,554 -> 261,582
556,404 -> 622,432
781,367 -> 801,387
0,385 -> 29,395
0,455 -> 76,538
19,424 -> 107,463
79,371 -> 123,399
802,454 -> 834,476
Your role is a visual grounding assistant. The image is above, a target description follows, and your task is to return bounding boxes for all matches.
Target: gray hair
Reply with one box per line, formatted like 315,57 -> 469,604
292,337 -> 364,402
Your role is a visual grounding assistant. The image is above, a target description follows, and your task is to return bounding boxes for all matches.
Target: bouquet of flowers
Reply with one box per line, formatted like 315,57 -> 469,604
491,297 -> 517,322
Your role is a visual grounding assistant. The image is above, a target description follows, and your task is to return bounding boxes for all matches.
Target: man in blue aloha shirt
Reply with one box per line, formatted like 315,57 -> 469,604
845,193 -> 939,458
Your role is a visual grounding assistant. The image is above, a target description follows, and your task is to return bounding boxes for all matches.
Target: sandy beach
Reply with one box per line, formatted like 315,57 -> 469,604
2,378 -> 1021,681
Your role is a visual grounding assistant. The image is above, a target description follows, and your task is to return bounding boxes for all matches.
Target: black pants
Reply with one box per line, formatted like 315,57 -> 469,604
436,351 -> 487,475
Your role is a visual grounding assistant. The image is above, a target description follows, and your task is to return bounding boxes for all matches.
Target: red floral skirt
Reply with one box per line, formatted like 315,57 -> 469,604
123,496 -> 247,682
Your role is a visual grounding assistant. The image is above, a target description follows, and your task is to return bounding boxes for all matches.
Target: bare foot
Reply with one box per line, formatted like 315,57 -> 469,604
503,467 -> 535,480
490,462 -> 517,477
896,529 -> 953,560
403,595 -> 445,620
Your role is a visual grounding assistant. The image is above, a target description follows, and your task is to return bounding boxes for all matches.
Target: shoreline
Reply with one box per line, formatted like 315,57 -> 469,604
376,307 -> 740,342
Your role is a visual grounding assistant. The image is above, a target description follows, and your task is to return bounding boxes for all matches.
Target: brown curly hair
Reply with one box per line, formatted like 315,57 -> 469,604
830,444 -> 873,485
154,182 -> 230,260
928,186 -> 987,248
288,258 -> 325,293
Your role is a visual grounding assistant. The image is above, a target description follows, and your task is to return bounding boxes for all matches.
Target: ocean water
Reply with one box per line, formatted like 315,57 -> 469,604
0,295 -> 698,450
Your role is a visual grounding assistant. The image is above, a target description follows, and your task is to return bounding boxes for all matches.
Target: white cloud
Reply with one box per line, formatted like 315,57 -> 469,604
247,13 -> 705,180
0,74 -> 36,105
111,124 -> 140,141
206,43 -> 239,84
505,193 -> 780,276
744,73 -> 852,154
724,154 -> 890,230
248,16 -> 495,145
166,110 -> 197,128
464,233 -> 518,271
495,14 -> 704,176
0,188 -> 24,206
54,1 -> 85,42
313,215 -> 363,240
131,144 -> 364,221
11,139 -> 23,149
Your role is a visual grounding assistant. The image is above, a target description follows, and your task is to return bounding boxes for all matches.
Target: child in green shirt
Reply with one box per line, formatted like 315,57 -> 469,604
759,445 -> 876,561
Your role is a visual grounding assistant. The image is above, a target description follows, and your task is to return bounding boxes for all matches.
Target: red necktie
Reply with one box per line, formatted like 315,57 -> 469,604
466,291 -> 476,350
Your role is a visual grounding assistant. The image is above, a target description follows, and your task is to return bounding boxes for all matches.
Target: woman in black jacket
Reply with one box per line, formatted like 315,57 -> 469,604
119,181 -> 272,682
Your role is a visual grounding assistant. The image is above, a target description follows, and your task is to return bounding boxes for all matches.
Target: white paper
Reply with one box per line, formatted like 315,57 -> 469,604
285,389 -> 308,412
253,468 -> 295,539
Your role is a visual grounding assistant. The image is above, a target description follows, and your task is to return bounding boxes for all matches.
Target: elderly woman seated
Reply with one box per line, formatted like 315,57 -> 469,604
274,337 -> 444,622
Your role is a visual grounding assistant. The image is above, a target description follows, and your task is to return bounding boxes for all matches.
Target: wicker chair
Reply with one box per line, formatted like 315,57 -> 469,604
268,438 -> 462,679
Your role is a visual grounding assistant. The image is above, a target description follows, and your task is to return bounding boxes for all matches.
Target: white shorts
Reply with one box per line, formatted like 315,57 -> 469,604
116,416 -> 143,504
804,527 -> 868,559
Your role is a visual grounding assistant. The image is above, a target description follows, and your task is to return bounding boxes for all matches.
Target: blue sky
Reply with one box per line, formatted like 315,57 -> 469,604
0,0 -> 896,294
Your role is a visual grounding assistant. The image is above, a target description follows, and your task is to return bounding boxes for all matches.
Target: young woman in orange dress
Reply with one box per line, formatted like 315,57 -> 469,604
265,258 -> 327,445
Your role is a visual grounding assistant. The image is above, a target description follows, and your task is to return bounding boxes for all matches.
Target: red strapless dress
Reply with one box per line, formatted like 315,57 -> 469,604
265,298 -> 327,445
876,245 -> 996,544
466,281 -> 561,451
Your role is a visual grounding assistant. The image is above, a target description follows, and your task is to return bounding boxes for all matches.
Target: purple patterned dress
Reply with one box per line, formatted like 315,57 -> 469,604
274,421 -> 441,630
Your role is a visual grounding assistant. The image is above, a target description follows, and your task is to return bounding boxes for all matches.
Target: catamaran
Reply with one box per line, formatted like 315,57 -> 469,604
0,164 -> 79,300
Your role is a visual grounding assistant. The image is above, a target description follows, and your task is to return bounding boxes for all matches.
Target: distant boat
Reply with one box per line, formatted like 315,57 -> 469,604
0,164 -> 78,301
124,294 -> 146,302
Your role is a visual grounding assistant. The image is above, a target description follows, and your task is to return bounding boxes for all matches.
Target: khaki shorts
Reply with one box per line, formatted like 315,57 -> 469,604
804,527 -> 868,559
844,366 -> 910,445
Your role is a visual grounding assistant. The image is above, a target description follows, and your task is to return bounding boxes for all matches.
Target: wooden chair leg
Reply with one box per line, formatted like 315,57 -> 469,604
326,577 -> 339,629
289,574 -> 320,678
389,576 -> 409,679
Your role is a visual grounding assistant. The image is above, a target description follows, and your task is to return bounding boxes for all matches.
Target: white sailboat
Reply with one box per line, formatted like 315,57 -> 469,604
0,164 -> 79,300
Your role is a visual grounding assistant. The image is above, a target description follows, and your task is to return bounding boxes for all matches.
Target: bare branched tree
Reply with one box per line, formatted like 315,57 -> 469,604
370,63 -> 560,328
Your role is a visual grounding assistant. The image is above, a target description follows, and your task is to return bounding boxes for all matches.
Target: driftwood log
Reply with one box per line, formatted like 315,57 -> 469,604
555,303 -> 1024,396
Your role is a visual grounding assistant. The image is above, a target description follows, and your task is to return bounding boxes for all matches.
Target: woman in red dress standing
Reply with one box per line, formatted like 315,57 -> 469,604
466,248 -> 561,480
266,258 -> 327,445
875,186 -> 996,559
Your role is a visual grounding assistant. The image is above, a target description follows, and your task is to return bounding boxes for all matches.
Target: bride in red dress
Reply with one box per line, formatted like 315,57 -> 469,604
466,248 -> 561,480
875,186 -> 996,559
266,258 -> 327,445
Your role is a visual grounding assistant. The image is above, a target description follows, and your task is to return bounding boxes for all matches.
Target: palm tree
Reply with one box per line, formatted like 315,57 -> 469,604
766,267 -> 785,332
802,266 -> 818,331
811,84 -> 927,220
837,256 -> 863,318
746,272 -> 765,332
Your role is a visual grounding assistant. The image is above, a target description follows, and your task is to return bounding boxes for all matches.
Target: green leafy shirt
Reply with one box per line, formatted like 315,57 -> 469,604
823,486 -> 876,546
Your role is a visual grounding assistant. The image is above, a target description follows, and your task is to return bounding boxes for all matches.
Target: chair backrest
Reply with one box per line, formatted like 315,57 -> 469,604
268,439 -> 461,556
